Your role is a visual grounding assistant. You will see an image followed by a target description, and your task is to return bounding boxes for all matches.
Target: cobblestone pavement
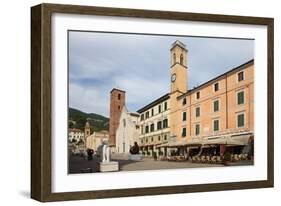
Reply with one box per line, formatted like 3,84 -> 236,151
69,154 -> 253,174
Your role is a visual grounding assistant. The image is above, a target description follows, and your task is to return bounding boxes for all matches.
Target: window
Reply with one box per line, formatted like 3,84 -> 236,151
151,137 -> 154,142
141,114 -> 144,121
173,53 -> 176,64
195,124 -> 200,135
164,135 -> 167,141
182,112 -> 187,121
195,107 -> 200,117
196,91 -> 200,99
158,105 -> 162,113
145,111 -> 150,119
118,105 -> 121,110
237,91 -> 245,105
158,136 -> 161,141
182,127 -> 186,137
214,82 -> 219,92
141,126 -> 144,134
163,119 -> 168,128
182,98 -> 186,105
151,108 -> 154,116
238,71 -> 244,82
213,100 -> 219,112
164,102 -> 168,110
237,113 -> 245,127
213,119 -> 219,131
180,54 -> 183,65
150,124 -> 154,132
145,125 -> 149,133
118,94 -> 121,100
157,121 -> 162,130
146,137 -> 148,143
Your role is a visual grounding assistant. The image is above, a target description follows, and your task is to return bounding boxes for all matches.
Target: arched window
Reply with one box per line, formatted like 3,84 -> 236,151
173,53 -> 176,64
180,54 -> 184,65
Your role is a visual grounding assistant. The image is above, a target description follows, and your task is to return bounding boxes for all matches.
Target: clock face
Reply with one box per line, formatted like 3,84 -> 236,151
171,73 -> 176,82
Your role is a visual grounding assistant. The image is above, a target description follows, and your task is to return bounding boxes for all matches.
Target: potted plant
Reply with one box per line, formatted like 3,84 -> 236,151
222,152 -> 232,166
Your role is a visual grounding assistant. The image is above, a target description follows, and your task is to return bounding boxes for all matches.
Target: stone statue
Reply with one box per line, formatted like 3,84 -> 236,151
102,140 -> 110,163
129,142 -> 140,155
96,139 -> 119,172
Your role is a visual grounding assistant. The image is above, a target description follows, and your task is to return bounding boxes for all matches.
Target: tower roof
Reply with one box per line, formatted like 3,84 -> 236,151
170,40 -> 187,51
85,121 -> 90,128
110,88 -> 126,93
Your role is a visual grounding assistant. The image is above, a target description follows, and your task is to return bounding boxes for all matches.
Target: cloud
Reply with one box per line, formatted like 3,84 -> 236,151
68,31 -> 254,116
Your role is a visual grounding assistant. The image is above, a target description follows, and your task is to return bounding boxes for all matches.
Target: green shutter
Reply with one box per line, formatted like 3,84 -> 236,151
214,120 -> 219,131
238,91 -> 244,105
214,100 -> 219,112
238,114 -> 245,127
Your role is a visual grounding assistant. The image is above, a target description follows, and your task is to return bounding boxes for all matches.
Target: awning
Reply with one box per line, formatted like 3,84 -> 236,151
155,132 -> 252,148
202,133 -> 251,146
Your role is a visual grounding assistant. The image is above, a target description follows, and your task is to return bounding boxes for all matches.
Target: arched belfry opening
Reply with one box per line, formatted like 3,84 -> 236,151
173,53 -> 176,64
180,54 -> 184,65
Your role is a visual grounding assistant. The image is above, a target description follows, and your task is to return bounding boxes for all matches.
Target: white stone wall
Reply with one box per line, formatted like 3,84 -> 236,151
116,107 -> 140,154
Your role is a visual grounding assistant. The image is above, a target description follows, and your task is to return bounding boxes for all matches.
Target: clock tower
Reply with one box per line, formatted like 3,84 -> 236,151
170,40 -> 188,93
169,40 -> 188,141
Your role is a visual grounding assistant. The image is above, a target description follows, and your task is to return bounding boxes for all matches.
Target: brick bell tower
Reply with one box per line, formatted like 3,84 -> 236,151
109,88 -> 125,147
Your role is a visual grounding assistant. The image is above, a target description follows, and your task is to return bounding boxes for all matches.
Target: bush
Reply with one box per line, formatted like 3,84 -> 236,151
223,152 -> 232,162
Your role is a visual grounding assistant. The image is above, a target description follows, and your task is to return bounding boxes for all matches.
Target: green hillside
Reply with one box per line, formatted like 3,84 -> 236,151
68,107 -> 109,132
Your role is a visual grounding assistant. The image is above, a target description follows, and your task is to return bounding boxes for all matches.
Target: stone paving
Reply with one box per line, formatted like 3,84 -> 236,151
68,154 -> 253,174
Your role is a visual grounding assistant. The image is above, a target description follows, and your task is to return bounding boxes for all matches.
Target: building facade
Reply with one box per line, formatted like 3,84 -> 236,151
68,128 -> 84,143
176,60 -> 254,149
115,106 -> 140,154
137,94 -> 170,156
109,40 -> 254,157
86,130 -> 109,152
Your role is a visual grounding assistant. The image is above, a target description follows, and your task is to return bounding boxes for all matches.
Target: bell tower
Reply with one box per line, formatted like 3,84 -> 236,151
170,40 -> 188,93
84,120 -> 91,138
109,88 -> 125,147
169,40 -> 188,141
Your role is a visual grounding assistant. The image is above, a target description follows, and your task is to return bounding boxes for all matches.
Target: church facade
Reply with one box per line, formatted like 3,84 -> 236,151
115,106 -> 140,154
110,40 -> 254,157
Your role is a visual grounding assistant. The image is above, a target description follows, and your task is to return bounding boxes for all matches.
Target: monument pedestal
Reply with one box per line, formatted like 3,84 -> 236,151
128,154 -> 142,161
97,161 -> 119,172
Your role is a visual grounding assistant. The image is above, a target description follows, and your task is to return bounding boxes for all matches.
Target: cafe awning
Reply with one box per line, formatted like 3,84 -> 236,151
155,132 -> 252,148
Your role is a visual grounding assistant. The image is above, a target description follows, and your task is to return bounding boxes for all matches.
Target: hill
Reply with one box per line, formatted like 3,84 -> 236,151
68,107 -> 109,132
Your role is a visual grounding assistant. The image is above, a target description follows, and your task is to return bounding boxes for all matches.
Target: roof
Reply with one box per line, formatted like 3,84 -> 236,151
170,40 -> 187,51
137,93 -> 170,113
177,59 -> 254,100
110,88 -> 126,93
129,112 -> 140,117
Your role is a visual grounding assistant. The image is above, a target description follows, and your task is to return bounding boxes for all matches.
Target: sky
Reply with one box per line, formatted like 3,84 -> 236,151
69,31 -> 254,117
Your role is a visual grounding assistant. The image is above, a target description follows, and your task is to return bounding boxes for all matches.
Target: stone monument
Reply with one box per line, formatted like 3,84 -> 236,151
128,142 -> 142,161
96,140 -> 119,172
